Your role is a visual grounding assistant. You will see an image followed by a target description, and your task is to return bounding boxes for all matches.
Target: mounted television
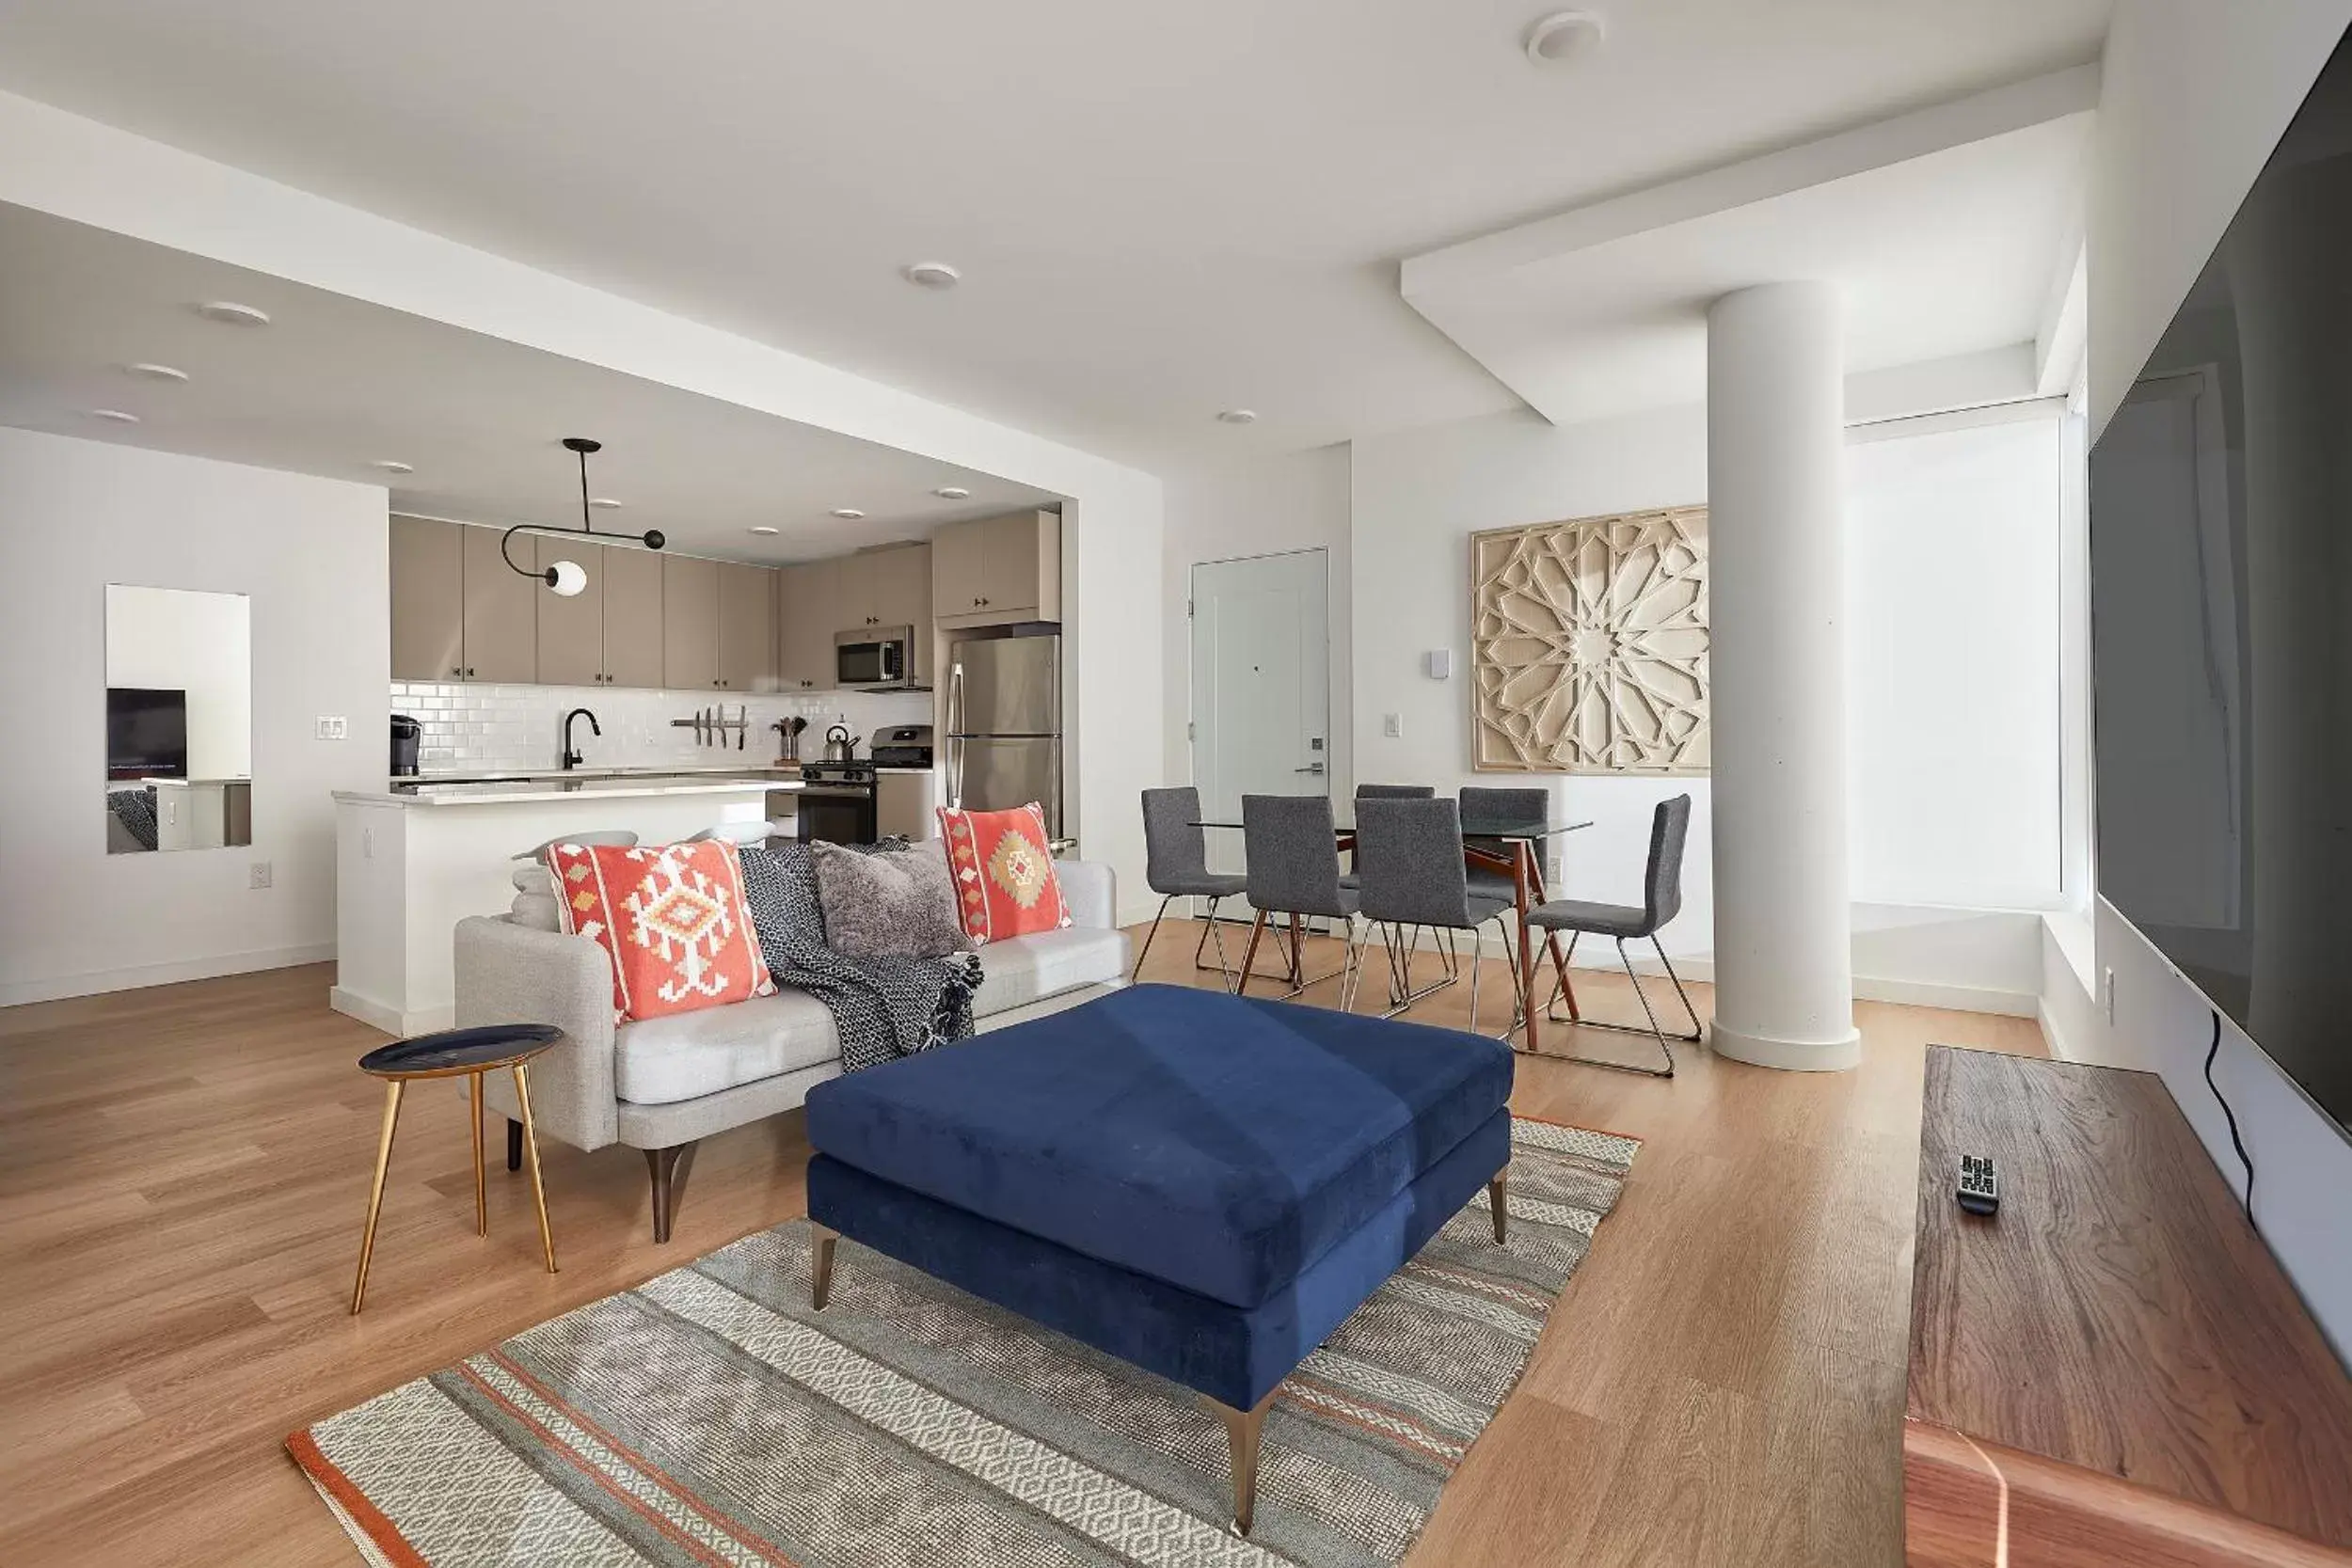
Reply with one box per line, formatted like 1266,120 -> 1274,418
106,687 -> 187,781
2089,24 -> 2352,1135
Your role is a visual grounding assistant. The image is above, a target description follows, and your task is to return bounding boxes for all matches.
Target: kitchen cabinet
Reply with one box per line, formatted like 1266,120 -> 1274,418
601,544 -> 667,688
777,558 -> 837,689
933,510 -> 1060,625
837,544 -> 930,630
459,522 -> 537,682
534,534 -> 604,687
661,554 -> 722,690
389,515 -> 465,680
718,562 -> 778,691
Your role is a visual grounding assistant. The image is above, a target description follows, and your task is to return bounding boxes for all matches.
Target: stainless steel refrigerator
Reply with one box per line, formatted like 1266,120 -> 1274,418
946,630 -> 1062,837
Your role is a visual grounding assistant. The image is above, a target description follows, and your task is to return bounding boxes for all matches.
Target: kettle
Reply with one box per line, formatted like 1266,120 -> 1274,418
823,723 -> 861,764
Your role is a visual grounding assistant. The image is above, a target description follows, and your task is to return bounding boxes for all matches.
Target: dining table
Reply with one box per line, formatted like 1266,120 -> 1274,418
1190,810 -> 1593,1055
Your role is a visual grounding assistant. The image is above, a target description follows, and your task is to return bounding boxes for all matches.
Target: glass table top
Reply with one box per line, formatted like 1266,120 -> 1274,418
1191,815 -> 1592,841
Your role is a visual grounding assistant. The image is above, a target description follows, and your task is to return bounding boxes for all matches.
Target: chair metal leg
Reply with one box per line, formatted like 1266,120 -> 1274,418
1195,897 -> 1237,990
1522,927 -> 1684,1076
1131,894 -> 1174,980
1378,924 -> 1463,1018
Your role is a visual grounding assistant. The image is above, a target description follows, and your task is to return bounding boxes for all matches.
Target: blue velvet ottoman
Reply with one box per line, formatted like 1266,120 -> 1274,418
801,982 -> 1515,1534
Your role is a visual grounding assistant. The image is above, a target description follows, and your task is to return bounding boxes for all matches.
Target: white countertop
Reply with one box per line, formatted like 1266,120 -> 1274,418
393,763 -> 806,785
338,776 -> 799,808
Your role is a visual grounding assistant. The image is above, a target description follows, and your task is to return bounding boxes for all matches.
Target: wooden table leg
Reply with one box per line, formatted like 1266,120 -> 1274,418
469,1070 -> 486,1237
512,1063 -> 557,1275
1515,846 -> 1541,1055
1205,1389 -> 1278,1535
1527,849 -> 1580,1023
1288,912 -> 1305,988
810,1223 -> 839,1309
1236,909 -> 1269,996
350,1080 -> 405,1315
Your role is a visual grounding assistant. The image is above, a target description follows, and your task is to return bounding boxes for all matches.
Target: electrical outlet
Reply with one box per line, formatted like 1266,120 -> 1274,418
248,861 -> 274,890
315,715 -> 348,740
362,827 -> 375,861
1382,713 -> 1404,738
2102,966 -> 2117,1025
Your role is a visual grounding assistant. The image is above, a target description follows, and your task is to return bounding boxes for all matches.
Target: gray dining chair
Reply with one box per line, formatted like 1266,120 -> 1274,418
1136,786 -> 1249,988
1351,797 -> 1525,1037
1459,785 -> 1551,900
1525,793 -> 1699,1076
1237,794 -> 1359,1001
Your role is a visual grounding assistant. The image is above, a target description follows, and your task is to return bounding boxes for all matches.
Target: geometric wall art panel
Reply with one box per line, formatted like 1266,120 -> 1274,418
1470,507 -> 1709,774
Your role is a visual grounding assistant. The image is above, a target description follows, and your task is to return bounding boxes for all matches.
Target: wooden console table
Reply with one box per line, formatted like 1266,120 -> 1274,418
1907,1045 -> 2352,1567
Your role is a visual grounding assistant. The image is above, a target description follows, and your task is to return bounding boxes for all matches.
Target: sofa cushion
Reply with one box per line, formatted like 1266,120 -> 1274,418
613,988 -> 841,1105
549,840 -> 775,1023
938,802 -> 1072,945
810,838 -> 973,959
971,927 -> 1129,1019
803,983 -> 1513,1308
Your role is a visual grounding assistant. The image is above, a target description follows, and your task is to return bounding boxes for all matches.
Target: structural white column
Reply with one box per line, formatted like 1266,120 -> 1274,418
1705,281 -> 1861,1071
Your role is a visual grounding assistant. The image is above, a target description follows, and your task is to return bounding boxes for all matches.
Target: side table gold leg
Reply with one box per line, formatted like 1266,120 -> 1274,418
469,1070 -> 486,1237
513,1063 -> 557,1275
350,1080 -> 406,1314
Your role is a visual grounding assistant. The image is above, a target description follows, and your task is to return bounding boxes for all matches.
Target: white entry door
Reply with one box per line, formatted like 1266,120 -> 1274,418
1191,549 -> 1330,875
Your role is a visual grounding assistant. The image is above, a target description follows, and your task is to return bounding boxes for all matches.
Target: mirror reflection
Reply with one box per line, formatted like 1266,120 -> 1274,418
103,584 -> 253,853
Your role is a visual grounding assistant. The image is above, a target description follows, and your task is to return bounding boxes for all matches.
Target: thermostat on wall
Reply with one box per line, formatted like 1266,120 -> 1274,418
1424,649 -> 1453,681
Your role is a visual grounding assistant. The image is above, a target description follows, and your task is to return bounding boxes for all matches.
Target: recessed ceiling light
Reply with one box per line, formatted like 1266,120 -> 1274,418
748,525 -> 781,536
587,497 -> 623,509
830,507 -> 866,520
194,300 -> 272,327
1523,8 -> 1606,64
87,408 -> 141,424
125,362 -> 189,383
902,261 -> 961,291
371,459 -> 416,474
932,485 -> 972,500
1216,408 -> 1259,425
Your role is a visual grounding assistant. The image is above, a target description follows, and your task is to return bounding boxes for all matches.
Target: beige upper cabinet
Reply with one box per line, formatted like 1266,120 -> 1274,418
601,545 -> 666,689
718,562 -> 778,692
778,559 -> 838,689
661,555 -> 722,690
534,534 -> 604,687
838,543 -> 930,629
389,515 -> 465,681
934,510 -> 1061,625
459,523 -> 537,683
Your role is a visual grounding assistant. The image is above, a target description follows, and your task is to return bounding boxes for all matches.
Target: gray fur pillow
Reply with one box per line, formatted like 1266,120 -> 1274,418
809,838 -> 974,958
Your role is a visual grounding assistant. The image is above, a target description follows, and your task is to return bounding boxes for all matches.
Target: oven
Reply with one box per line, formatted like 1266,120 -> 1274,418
796,764 -> 879,845
834,626 -> 915,690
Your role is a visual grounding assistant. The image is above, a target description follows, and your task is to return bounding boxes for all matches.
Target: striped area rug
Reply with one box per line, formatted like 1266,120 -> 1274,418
290,1117 -> 1638,1568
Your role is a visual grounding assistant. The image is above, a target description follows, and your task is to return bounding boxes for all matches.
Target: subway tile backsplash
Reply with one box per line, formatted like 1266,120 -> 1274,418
389,682 -> 934,775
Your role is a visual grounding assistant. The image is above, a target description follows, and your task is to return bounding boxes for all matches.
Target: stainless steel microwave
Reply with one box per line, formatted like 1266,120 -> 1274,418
834,626 -> 917,690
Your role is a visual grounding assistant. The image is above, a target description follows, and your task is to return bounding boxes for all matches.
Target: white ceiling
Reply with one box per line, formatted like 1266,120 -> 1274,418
0,203 -> 1060,561
1403,70 -> 2096,425
0,0 -> 2114,467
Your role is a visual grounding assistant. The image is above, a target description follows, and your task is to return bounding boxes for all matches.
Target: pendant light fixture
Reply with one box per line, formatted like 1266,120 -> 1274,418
500,437 -> 665,595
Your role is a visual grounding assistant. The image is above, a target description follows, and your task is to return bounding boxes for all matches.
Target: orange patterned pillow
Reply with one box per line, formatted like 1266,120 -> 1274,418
547,840 -> 776,1022
936,802 -> 1071,946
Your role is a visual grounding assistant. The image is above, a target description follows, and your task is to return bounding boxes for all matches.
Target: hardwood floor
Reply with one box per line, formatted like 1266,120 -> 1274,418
0,929 -> 2045,1567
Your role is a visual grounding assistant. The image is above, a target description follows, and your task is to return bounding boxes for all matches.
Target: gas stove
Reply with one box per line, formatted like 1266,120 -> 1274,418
800,760 -> 875,786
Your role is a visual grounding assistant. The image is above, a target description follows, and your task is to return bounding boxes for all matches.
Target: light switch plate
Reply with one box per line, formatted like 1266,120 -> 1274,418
249,862 -> 274,890
1423,649 -> 1453,681
1382,713 -> 1404,738
315,716 -> 348,740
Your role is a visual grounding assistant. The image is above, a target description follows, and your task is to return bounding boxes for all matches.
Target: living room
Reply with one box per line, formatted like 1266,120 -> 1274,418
5,3 -> 2352,1565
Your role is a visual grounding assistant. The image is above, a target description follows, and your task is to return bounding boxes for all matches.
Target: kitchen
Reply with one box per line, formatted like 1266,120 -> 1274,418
332,502 -> 1069,1032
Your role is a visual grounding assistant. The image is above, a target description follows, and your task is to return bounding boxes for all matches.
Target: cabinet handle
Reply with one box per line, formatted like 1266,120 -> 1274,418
465,667 -> 475,677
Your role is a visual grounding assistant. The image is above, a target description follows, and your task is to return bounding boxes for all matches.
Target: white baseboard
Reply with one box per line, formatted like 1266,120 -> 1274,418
0,942 -> 336,1008
1851,974 -> 2039,1017
327,986 -> 450,1037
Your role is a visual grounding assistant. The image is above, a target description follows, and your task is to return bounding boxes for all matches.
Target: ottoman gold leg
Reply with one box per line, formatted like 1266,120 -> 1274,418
1205,1389 -> 1277,1536
512,1063 -> 557,1275
1489,1170 -> 1509,1244
810,1224 -> 839,1309
350,1080 -> 406,1315
469,1070 -> 487,1237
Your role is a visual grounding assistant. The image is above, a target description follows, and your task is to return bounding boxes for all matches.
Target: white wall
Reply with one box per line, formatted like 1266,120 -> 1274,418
0,430 -> 389,1004
2081,0 -> 2352,1357
1162,446 -> 1353,800
105,584 -> 253,779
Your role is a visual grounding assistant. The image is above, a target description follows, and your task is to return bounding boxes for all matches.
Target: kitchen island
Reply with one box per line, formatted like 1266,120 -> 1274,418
331,775 -> 798,1034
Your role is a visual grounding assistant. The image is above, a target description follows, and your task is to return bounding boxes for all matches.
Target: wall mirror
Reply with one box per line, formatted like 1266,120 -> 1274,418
103,585 -> 253,853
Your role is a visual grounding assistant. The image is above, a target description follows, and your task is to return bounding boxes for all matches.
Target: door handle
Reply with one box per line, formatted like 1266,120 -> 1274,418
1295,763 -> 1326,775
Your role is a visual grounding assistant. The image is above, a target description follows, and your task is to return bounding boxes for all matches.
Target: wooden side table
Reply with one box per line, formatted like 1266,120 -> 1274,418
350,1022 -> 564,1314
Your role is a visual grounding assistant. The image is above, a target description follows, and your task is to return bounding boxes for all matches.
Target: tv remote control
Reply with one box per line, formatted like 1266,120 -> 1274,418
1957,1154 -> 1999,1215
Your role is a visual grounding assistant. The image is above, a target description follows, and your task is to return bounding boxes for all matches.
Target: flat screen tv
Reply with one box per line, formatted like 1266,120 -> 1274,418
2090,24 -> 2352,1136
106,687 -> 187,781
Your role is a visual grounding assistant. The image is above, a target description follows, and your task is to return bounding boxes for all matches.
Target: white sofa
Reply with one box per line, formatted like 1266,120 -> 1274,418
453,857 -> 1128,1239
